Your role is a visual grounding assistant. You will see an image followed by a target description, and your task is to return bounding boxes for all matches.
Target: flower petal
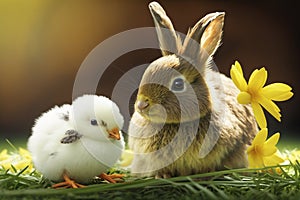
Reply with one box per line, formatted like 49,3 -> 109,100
258,95 -> 281,121
248,151 -> 264,168
0,162 -> 11,170
265,132 -> 280,147
19,148 -> 30,156
287,150 -> 300,163
237,91 -> 251,104
262,83 -> 294,101
252,128 -> 268,146
262,145 -> 277,156
248,67 -> 267,92
246,145 -> 254,154
0,149 -> 8,161
251,102 -> 267,129
234,61 -> 243,74
272,92 -> 294,102
120,149 -> 134,167
230,66 -> 248,92
263,153 -> 284,166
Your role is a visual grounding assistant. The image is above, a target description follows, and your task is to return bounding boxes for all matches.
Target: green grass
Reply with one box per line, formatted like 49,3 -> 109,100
1,139 -> 300,200
1,162 -> 300,199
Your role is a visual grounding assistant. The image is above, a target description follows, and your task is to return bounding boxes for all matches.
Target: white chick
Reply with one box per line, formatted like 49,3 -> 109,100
27,95 -> 125,188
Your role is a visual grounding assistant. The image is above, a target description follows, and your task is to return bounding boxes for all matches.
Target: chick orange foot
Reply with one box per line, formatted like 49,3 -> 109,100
98,173 -> 124,183
52,173 -> 85,189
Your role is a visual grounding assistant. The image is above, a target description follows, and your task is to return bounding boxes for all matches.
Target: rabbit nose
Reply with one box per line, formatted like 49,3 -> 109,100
137,100 -> 149,111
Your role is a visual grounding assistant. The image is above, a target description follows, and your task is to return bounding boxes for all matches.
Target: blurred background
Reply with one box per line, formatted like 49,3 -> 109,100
0,0 -> 299,145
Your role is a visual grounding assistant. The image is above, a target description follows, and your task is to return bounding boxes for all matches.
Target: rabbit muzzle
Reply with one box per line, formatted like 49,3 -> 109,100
135,96 -> 168,123
136,100 -> 149,111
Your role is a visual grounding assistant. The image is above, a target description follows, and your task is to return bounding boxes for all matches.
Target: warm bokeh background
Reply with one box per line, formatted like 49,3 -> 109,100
0,0 -> 299,143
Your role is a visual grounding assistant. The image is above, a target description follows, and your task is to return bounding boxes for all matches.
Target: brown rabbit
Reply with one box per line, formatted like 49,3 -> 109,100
128,2 -> 258,178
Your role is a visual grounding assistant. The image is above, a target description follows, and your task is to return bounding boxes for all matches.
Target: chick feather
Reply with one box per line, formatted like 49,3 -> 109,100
28,95 -> 124,184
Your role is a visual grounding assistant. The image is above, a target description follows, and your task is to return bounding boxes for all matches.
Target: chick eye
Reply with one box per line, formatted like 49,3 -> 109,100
90,119 -> 98,126
171,77 -> 185,92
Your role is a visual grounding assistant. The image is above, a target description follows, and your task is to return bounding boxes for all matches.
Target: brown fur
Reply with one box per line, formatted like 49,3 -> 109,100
128,2 -> 258,177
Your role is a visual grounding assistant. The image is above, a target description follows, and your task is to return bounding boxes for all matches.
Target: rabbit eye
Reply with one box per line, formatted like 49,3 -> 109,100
90,119 -> 98,126
171,77 -> 185,92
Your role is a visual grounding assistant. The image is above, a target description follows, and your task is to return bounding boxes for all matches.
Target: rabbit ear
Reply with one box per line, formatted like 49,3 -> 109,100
181,12 -> 225,59
149,2 -> 182,56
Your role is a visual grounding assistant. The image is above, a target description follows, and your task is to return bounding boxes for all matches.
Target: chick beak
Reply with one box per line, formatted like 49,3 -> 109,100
107,127 -> 121,140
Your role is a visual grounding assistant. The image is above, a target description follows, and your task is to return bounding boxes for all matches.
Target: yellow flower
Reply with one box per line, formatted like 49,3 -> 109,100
247,128 -> 284,168
277,149 -> 300,175
120,149 -> 134,167
230,61 -> 293,129
0,149 -> 9,161
283,149 -> 300,164
0,148 -> 33,173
